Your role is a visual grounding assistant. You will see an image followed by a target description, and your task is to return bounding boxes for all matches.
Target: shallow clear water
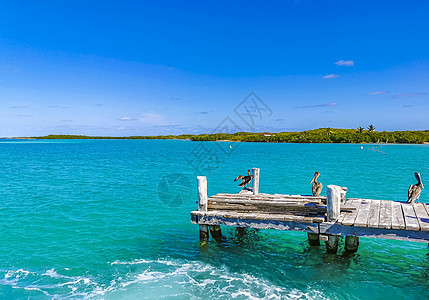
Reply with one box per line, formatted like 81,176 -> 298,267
0,139 -> 428,299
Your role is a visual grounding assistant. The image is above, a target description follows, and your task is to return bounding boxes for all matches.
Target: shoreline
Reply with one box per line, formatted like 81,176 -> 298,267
3,128 -> 429,144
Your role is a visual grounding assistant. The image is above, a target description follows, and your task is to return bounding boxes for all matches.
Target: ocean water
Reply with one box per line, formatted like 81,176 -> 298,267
0,139 -> 428,299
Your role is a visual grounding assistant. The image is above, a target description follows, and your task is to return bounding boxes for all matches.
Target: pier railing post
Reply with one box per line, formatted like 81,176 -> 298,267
326,185 -> 341,222
326,185 -> 342,253
252,168 -> 260,195
197,176 -> 207,212
197,176 -> 209,243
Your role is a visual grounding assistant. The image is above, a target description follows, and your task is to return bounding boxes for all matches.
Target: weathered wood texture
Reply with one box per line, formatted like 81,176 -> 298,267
197,176 -> 207,212
252,168 -> 260,195
192,191 -> 429,244
326,185 -> 342,221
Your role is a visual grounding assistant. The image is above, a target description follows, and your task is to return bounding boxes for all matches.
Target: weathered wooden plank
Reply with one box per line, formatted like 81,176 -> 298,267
354,199 -> 371,227
391,201 -> 406,230
196,214 -> 319,233
212,194 -> 325,202
210,196 -> 321,204
378,200 -> 392,229
413,203 -> 429,231
340,199 -> 362,226
320,222 -> 429,243
367,200 -> 381,228
208,199 -> 323,206
401,203 -> 420,231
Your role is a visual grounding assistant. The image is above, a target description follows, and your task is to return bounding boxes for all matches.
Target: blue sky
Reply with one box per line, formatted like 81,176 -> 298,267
0,0 -> 428,137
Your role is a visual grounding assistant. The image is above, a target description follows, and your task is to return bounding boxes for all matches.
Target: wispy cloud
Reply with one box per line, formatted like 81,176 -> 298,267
335,60 -> 354,67
9,105 -> 27,109
117,117 -> 139,121
16,114 -> 32,118
368,91 -> 388,95
393,92 -> 426,98
295,102 -> 338,109
322,74 -> 339,79
139,112 -> 165,125
49,105 -> 68,108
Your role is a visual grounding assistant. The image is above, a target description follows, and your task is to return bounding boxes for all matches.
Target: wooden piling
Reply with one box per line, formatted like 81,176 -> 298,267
340,187 -> 348,203
326,185 -> 341,222
307,233 -> 320,246
197,176 -> 209,243
326,235 -> 340,254
209,225 -> 222,242
237,227 -> 246,236
252,168 -> 260,195
345,236 -> 359,253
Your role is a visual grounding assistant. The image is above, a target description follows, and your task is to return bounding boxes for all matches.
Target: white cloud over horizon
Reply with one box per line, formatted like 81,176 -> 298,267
335,60 -> 354,66
322,74 -> 340,79
368,91 -> 388,95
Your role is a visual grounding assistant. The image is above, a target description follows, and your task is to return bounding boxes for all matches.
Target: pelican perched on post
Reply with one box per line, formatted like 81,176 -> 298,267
408,172 -> 424,203
310,171 -> 322,196
234,169 -> 253,187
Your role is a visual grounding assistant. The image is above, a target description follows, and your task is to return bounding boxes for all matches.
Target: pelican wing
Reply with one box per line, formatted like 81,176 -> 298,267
408,184 -> 413,201
408,184 -> 422,203
312,182 -> 322,196
234,175 -> 244,182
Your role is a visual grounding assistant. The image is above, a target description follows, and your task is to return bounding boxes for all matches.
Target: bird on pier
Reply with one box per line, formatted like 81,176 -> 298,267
234,169 -> 253,187
407,172 -> 424,203
310,171 -> 323,196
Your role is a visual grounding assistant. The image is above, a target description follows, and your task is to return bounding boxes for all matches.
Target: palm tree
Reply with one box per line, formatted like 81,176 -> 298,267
367,125 -> 375,132
357,126 -> 364,133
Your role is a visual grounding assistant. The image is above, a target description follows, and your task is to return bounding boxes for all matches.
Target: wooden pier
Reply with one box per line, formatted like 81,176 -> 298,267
190,168 -> 429,254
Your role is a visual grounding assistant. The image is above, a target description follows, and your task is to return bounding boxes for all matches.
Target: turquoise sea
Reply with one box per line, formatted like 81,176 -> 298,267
0,139 -> 428,299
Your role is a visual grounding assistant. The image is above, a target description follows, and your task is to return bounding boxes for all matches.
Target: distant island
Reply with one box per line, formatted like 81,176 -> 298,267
27,127 -> 429,144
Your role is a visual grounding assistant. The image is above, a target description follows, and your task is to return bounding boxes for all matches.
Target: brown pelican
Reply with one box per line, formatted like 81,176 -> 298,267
408,172 -> 424,203
234,169 -> 253,187
310,171 -> 322,196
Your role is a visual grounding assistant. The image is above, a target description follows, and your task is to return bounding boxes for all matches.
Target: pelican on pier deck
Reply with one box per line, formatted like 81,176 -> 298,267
408,172 -> 424,203
234,169 -> 253,187
310,171 -> 323,196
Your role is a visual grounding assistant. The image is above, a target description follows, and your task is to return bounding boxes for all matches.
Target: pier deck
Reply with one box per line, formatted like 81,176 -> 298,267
191,193 -> 429,244
191,169 -> 429,253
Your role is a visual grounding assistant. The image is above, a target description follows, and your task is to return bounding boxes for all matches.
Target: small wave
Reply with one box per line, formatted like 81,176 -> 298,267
0,259 -> 327,299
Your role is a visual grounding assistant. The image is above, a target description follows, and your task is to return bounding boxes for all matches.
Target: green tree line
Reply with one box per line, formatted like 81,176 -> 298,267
33,128 -> 429,144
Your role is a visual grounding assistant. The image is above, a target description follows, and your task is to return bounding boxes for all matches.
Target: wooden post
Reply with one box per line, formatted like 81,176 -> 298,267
326,185 -> 341,222
326,235 -> 340,254
252,168 -> 260,195
340,187 -> 348,203
237,227 -> 246,236
307,233 -> 320,246
209,225 -> 222,242
345,236 -> 359,253
197,176 -> 209,243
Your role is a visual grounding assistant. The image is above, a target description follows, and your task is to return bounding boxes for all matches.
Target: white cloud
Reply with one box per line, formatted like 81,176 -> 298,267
335,60 -> 354,66
368,91 -> 388,95
393,92 -> 426,98
117,117 -> 138,121
139,112 -> 165,125
322,74 -> 340,79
